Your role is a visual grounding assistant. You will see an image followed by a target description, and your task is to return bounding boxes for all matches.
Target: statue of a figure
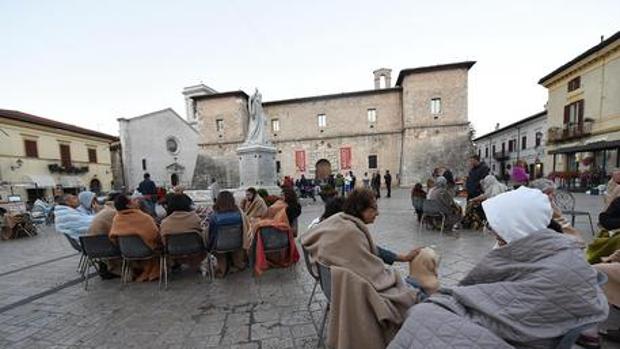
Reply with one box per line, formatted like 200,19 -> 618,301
245,89 -> 268,145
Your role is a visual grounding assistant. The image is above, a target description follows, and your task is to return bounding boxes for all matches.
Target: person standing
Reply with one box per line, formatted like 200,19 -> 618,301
362,172 -> 370,188
349,171 -> 357,190
465,155 -> 490,200
372,172 -> 381,198
137,173 -> 157,215
384,170 -> 393,198
208,177 -> 220,203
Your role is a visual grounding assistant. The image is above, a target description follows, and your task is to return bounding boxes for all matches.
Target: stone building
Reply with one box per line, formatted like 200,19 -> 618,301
539,30 -> 620,187
473,111 -> 547,180
189,61 -> 476,187
118,108 -> 199,191
0,109 -> 117,203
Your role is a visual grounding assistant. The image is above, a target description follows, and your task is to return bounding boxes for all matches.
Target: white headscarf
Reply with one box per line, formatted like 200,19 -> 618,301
482,186 -> 552,245
481,174 -> 507,198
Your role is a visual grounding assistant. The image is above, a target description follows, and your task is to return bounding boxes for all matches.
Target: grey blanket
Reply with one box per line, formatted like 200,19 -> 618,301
388,230 -> 609,349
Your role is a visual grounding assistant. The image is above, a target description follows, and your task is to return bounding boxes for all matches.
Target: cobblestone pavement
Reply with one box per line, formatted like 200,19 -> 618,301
0,189 -> 616,348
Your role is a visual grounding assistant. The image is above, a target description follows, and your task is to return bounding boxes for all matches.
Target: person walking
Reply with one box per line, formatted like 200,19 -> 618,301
384,170 -> 393,198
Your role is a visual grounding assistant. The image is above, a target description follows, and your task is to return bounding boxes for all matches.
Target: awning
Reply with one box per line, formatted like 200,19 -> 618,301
22,175 -> 56,188
548,140 -> 620,155
59,176 -> 84,188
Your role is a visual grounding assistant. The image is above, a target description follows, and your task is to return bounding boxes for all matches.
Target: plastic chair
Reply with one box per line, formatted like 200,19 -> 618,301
117,235 -> 158,286
161,232 -> 205,289
209,223 -> 244,279
418,200 -> 447,236
301,245 -> 320,308
555,190 -> 595,235
316,262 -> 332,349
64,233 -> 87,274
79,235 -> 121,290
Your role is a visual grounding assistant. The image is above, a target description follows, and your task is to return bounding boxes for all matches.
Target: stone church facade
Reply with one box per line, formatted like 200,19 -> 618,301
190,62 -> 476,187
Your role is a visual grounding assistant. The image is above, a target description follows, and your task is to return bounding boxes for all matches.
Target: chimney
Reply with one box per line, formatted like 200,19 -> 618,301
373,68 -> 392,89
495,123 -> 500,130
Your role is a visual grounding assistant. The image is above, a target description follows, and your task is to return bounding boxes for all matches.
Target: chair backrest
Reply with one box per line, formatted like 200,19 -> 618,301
422,200 -> 443,215
260,227 -> 290,251
165,232 -> 204,256
317,262 -> 332,302
212,224 -> 244,252
64,233 -> 83,252
554,190 -> 576,211
555,322 -> 596,349
79,235 -> 120,258
301,245 -> 319,280
117,235 -> 154,259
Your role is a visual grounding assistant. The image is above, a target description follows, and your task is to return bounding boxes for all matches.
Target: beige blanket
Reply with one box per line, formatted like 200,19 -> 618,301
302,212 -> 418,349
241,195 -> 269,219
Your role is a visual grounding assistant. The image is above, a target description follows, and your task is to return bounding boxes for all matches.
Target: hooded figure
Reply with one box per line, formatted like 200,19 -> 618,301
482,186 -> 551,246
77,191 -> 97,215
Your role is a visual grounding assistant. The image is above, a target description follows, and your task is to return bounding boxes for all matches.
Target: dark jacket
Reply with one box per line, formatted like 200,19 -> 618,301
466,162 -> 490,198
384,173 -> 392,186
138,179 -> 157,198
207,211 -> 243,250
600,197 -> 620,231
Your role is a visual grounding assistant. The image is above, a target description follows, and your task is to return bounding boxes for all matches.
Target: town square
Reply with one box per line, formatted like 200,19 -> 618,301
1,1 -> 620,348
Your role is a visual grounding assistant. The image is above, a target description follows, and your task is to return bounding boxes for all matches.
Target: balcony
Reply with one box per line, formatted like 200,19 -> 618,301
548,121 -> 593,144
493,151 -> 510,161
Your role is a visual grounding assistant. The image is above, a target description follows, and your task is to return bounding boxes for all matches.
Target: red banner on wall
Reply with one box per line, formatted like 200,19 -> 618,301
340,147 -> 351,170
295,150 -> 306,172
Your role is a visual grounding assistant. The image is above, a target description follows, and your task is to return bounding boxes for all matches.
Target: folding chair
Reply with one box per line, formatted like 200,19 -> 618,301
209,223 -> 244,279
301,245 -> 320,308
316,262 -> 332,349
555,190 -> 595,235
79,235 -> 121,290
64,233 -> 87,274
418,200 -> 447,236
162,232 -> 205,289
117,235 -> 159,287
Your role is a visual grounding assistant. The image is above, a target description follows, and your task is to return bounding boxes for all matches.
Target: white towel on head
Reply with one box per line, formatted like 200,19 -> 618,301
482,186 -> 552,244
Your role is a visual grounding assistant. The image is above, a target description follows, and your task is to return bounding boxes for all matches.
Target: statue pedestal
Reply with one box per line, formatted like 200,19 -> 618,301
236,144 -> 278,188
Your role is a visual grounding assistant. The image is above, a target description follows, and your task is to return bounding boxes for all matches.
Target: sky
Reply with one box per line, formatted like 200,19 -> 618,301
1,0 -> 618,137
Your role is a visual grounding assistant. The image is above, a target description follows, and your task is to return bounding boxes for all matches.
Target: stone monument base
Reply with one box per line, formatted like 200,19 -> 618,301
236,144 -> 278,188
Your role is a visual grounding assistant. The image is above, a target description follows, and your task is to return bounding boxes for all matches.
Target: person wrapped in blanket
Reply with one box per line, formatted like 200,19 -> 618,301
461,174 -> 507,230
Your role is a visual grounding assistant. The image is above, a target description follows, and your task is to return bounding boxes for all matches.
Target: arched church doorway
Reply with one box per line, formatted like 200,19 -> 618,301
171,173 -> 179,186
89,178 -> 101,194
315,159 -> 332,180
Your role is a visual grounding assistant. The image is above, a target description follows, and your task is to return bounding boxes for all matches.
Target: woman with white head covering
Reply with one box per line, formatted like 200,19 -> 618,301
77,191 -> 98,215
428,176 -> 461,232
482,186 -> 552,247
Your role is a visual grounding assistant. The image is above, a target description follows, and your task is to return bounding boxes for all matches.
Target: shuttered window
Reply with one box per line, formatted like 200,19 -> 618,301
59,144 -> 71,168
24,139 -> 38,158
88,148 -> 97,163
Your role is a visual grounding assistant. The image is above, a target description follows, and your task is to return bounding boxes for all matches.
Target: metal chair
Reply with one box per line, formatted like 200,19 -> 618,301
161,232 -> 205,289
79,235 -> 121,290
301,245 -> 320,308
117,235 -> 159,286
249,226 -> 292,276
64,233 -> 87,274
316,262 -> 332,349
208,223 -> 244,279
418,200 -> 446,236
555,190 -> 595,235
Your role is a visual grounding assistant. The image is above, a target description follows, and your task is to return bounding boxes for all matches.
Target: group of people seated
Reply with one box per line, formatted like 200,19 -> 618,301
303,185 -> 611,349
54,185 -> 302,282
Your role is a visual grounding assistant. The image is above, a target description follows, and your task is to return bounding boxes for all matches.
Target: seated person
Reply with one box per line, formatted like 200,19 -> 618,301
109,194 -> 161,282
587,196 -> 620,264
462,174 -> 507,230
427,176 -> 461,232
389,187 -> 608,349
55,194 -> 95,242
302,188 -> 439,349
159,193 -> 205,272
282,187 -> 301,236
240,187 -> 269,219
207,191 -> 250,276
87,192 -> 122,278
530,178 -> 583,241
77,190 -> 99,215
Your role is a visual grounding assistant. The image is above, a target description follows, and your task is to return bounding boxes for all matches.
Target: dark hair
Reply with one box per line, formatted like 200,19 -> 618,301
144,173 -> 150,179
213,191 -> 238,213
282,187 -> 298,207
246,187 -> 257,195
470,155 -> 480,161
343,188 -> 376,220
107,192 -> 121,203
114,194 -> 131,211
321,196 -> 345,220
166,194 -> 193,213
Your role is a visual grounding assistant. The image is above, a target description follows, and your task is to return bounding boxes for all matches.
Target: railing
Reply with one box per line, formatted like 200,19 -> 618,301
493,151 -> 510,160
548,122 -> 593,143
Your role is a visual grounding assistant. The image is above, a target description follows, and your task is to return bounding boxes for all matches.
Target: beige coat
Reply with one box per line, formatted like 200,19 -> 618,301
159,211 -> 203,240
87,203 -> 116,236
302,212 -> 418,349
240,195 -> 268,219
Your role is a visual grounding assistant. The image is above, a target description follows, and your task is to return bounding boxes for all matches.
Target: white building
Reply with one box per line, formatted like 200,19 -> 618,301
118,108 -> 199,191
473,111 -> 547,180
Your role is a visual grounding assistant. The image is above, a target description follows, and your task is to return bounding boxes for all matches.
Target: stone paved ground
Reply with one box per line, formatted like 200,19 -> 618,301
0,188 -> 617,348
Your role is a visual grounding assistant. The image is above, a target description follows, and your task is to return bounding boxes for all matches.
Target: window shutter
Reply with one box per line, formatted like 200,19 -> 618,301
578,100 -> 584,124
295,150 -> 306,172
563,105 -> 570,124
340,147 -> 352,170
